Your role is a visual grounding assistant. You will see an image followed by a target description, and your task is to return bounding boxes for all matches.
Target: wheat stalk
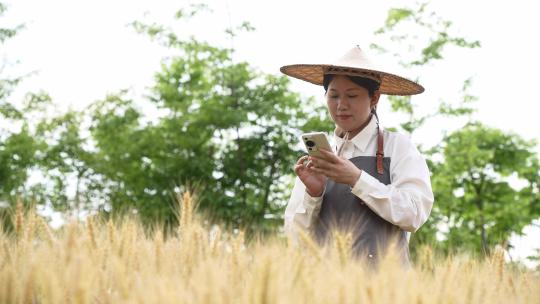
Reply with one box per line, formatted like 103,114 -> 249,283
491,245 -> 506,282
107,219 -> 115,245
418,244 -> 434,273
333,230 -> 352,267
154,228 -> 163,272
15,198 -> 24,239
2,195 -> 539,303
209,225 -> 222,258
23,211 -> 36,245
296,228 -> 321,261
179,191 -> 194,232
37,216 -> 55,245
86,216 -> 97,250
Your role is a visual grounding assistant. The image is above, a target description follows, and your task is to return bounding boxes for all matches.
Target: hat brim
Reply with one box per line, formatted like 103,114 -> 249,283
280,64 -> 424,96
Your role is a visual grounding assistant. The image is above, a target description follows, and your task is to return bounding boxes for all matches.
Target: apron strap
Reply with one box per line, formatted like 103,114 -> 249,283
376,127 -> 384,175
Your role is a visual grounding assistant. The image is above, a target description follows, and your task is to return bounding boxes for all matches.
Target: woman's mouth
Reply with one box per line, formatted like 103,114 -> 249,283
337,115 -> 352,120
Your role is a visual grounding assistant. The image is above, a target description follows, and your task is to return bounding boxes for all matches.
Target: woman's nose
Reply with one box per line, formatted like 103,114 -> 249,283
337,98 -> 348,110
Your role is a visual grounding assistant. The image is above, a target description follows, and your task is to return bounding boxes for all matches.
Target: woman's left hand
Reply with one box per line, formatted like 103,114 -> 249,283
309,149 -> 362,187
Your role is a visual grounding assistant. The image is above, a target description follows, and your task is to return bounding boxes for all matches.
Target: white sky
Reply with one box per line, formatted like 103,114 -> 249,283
2,0 -> 540,266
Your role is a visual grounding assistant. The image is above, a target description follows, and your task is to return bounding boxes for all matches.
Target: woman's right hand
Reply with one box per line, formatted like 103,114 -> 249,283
294,155 -> 328,197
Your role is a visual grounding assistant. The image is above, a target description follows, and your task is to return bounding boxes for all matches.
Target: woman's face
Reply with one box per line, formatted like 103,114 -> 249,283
326,75 -> 380,135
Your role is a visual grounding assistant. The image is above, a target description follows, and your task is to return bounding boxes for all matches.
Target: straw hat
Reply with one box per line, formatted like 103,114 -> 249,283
280,46 -> 424,96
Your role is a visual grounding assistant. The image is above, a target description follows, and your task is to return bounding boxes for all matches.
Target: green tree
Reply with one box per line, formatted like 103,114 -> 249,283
0,3 -> 94,229
84,8 -> 332,234
0,3 -> 58,232
371,1 -> 540,257
370,1 -> 480,252
33,108 -> 105,216
0,2 -> 37,204
433,123 -> 540,255
371,1 -> 480,135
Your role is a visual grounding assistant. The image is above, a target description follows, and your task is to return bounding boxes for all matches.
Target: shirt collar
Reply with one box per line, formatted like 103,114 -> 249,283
333,114 -> 378,153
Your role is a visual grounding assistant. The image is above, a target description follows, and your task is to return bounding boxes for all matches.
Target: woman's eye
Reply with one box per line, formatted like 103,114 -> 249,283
347,95 -> 358,98
330,95 -> 339,99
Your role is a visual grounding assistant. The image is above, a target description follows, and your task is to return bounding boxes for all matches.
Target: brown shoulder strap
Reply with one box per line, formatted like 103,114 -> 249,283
376,128 -> 384,175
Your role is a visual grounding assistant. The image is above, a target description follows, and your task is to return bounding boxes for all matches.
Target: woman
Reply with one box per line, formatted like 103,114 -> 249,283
281,46 -> 434,266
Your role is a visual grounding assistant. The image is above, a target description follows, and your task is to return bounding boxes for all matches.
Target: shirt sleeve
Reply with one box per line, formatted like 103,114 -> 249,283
284,176 -> 325,244
350,133 -> 434,233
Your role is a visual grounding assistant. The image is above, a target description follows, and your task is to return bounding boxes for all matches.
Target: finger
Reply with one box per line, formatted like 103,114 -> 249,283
319,149 -> 342,164
296,155 -> 309,166
297,155 -> 309,164
316,149 -> 336,163
311,158 -> 335,171
311,166 -> 332,177
311,149 -> 332,162
294,163 -> 308,174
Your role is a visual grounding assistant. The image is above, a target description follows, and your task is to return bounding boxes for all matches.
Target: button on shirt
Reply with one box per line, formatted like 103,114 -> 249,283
283,116 -> 434,244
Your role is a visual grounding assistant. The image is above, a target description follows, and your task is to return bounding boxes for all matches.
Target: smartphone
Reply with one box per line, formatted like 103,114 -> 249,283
301,132 -> 333,158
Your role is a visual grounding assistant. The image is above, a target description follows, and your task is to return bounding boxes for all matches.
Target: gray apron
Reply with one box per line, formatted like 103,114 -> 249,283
313,155 -> 410,267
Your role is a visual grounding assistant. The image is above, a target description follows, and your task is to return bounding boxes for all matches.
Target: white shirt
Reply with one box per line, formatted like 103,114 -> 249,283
283,115 -> 434,244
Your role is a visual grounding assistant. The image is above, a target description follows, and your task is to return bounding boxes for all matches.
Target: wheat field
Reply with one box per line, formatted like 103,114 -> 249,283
1,192 -> 538,304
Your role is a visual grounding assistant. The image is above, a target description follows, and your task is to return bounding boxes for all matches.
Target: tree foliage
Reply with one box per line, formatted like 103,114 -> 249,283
433,123 -> 540,255
1,1 -> 539,257
372,1 -> 540,257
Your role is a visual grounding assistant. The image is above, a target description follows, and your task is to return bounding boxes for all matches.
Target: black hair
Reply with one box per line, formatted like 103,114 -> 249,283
323,74 -> 380,98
